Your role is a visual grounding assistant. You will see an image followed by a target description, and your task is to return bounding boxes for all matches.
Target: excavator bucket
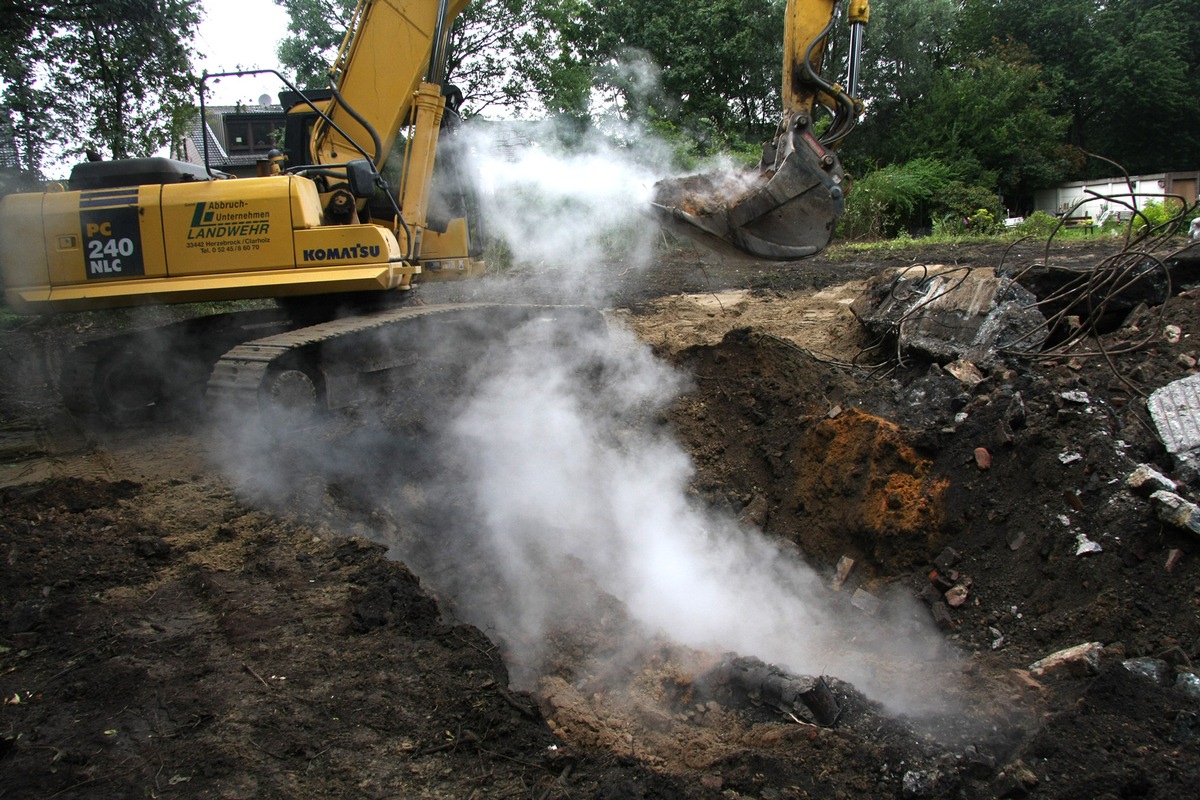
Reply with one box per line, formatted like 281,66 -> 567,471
651,113 -> 847,262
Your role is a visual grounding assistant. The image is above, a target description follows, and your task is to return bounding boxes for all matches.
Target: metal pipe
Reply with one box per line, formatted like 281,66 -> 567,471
847,21 -> 865,100
845,0 -> 870,101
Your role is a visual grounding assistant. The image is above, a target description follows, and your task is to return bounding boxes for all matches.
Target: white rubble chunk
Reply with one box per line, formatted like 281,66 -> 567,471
1150,490 -> 1200,536
1029,642 -> 1103,678
1148,373 -> 1200,455
1126,464 -> 1177,493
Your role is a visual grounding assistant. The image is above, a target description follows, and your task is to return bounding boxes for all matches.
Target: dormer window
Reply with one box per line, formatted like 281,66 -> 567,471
223,114 -> 286,154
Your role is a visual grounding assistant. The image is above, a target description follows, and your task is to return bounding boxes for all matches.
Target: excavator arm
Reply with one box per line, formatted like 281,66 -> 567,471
303,0 -> 475,265
652,0 -> 869,260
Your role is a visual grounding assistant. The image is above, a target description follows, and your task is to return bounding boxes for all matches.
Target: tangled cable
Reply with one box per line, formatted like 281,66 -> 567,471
851,183 -> 1199,394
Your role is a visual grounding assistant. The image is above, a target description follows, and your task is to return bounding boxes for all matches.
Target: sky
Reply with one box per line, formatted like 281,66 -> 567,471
193,0 -> 291,106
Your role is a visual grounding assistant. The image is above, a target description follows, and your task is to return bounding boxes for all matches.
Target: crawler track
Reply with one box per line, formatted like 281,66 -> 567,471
59,309 -> 292,424
207,303 -> 605,426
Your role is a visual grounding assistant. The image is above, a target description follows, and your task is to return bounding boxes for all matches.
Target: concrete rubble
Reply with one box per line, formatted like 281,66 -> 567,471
1028,642 -> 1103,678
831,554 -> 855,591
1121,657 -> 1200,700
1150,374 -> 1200,455
851,267 -> 1048,364
1126,463 -> 1178,494
1148,373 -> 1200,482
1149,489 -> 1200,536
1074,532 -> 1102,556
850,587 -> 881,615
708,655 -> 843,727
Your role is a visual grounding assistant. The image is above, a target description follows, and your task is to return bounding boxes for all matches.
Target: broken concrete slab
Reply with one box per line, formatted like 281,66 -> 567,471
1029,642 -> 1103,678
1149,373 -> 1200,455
851,267 -> 1048,365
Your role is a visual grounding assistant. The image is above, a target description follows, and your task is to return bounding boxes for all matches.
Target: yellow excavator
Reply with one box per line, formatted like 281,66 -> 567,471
0,0 -> 867,423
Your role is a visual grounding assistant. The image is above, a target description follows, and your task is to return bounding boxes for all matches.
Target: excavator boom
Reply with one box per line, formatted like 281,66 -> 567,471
652,0 -> 868,260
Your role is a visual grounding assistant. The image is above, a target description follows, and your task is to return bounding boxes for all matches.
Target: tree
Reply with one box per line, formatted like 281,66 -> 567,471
1083,1 -> 1199,174
51,1 -> 200,161
954,0 -> 1199,176
846,0 -> 957,173
0,0 -> 200,173
274,0 -> 569,116
275,0 -> 356,90
891,46 -> 1072,208
589,0 -> 785,151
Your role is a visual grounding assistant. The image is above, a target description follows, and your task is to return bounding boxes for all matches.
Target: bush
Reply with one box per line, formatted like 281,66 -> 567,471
1013,210 -> 1061,238
839,159 -> 1004,240
933,183 -> 1002,230
839,158 -> 956,239
1131,199 -> 1194,236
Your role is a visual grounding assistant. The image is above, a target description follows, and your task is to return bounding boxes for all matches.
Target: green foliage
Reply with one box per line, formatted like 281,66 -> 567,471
847,0 -> 958,173
888,45 -> 1071,206
1013,211 -> 1061,238
1131,200 -> 1194,236
590,0 -> 784,146
276,0 -> 582,117
1,0 -> 199,172
839,157 -> 1010,240
954,0 -> 1200,176
838,158 -> 952,239
931,207 -> 1000,237
274,0 -> 355,89
648,115 -> 763,171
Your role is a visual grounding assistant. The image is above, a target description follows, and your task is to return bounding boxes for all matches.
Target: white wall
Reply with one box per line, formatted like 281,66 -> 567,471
1034,174 -> 1171,223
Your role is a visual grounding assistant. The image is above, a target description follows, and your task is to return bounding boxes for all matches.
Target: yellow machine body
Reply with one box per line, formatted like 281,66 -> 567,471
0,174 -> 415,314
0,0 -> 484,316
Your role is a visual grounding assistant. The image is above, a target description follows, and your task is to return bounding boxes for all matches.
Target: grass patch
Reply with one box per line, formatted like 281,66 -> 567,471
822,227 -> 1121,261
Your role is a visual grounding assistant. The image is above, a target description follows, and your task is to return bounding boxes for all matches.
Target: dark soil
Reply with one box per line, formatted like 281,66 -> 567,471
3,237 -> 1200,799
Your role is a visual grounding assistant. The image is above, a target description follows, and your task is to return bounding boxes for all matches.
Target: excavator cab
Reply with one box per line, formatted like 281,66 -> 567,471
652,0 -> 868,260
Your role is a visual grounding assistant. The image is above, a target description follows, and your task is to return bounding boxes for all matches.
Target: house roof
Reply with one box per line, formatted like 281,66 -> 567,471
176,104 -> 285,170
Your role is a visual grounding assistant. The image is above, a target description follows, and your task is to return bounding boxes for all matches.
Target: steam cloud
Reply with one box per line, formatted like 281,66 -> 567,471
217,121 -> 956,719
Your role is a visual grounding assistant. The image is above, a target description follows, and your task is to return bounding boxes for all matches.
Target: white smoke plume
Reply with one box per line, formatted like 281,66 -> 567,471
215,118 -> 957,721
454,121 -> 670,301
405,313 -> 954,714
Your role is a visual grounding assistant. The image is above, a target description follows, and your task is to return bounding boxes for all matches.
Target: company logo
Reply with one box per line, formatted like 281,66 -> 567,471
187,201 -> 270,239
302,244 -> 382,262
